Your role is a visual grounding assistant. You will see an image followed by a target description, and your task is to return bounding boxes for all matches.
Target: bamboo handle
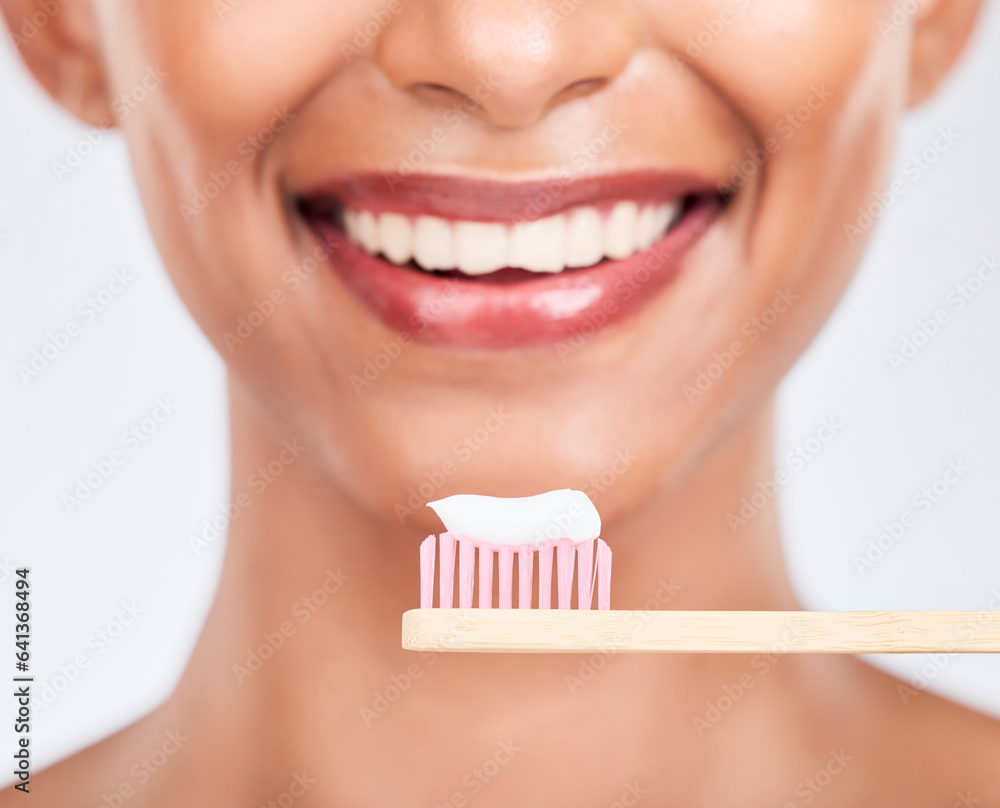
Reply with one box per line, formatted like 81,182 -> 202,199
402,609 -> 1000,653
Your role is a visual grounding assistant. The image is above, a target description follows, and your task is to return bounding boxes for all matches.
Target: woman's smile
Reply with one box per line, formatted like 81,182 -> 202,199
297,172 -> 728,348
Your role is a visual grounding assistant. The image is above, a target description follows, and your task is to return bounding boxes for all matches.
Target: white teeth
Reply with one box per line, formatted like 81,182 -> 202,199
454,221 -> 508,275
565,207 -> 604,268
343,208 -> 358,240
378,213 -> 413,265
355,210 -> 379,254
637,201 -> 681,250
508,215 -> 567,273
636,204 -> 661,250
343,199 -> 683,276
413,216 -> 454,270
604,201 -> 639,260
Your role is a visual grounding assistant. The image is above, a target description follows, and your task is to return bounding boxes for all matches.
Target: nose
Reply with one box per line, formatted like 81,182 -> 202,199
375,0 -> 640,129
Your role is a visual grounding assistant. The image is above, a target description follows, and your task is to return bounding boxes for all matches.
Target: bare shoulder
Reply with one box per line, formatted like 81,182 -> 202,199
859,660 -> 1000,805
0,706 -> 185,808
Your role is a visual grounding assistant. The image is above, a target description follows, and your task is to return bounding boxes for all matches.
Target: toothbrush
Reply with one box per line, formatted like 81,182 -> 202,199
401,490 -> 1000,654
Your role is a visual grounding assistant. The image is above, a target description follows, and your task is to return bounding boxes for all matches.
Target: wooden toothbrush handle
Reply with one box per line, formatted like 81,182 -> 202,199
402,608 -> 1000,653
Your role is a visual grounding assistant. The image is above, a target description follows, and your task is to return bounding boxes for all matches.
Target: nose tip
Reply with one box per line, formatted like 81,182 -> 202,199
375,1 -> 639,129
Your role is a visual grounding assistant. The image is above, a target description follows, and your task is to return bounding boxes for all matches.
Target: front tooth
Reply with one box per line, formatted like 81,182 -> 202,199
413,216 -> 455,270
356,210 -> 380,254
453,221 -> 509,275
508,215 -> 567,273
565,207 -> 603,268
604,201 -> 639,260
378,213 -> 413,265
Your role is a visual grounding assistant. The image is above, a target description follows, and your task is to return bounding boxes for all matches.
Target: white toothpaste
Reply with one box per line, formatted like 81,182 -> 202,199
427,489 -> 601,547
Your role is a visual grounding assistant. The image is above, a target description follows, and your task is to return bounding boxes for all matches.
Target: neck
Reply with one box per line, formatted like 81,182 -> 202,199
165,372 -> 810,804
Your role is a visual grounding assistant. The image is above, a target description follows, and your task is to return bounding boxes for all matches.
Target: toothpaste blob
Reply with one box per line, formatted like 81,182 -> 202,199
427,489 -> 600,547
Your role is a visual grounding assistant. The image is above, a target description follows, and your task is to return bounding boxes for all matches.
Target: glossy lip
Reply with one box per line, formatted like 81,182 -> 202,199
297,173 -> 727,350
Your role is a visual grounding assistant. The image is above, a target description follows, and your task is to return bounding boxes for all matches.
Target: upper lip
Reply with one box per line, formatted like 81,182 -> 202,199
297,170 -> 723,222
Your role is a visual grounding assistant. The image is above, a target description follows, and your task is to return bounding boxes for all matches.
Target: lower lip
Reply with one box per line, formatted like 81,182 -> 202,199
305,199 -> 721,350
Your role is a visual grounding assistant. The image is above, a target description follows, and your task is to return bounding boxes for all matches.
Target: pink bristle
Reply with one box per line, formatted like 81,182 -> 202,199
518,545 -> 533,609
556,538 -> 575,609
538,542 -> 554,609
419,535 -> 436,609
438,532 -> 457,608
596,538 -> 612,610
478,542 -> 494,608
576,539 -> 594,610
498,546 -> 514,608
459,536 -> 476,608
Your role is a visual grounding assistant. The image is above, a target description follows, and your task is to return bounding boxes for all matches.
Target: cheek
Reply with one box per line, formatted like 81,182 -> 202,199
96,1 -> 384,314
677,3 -> 909,358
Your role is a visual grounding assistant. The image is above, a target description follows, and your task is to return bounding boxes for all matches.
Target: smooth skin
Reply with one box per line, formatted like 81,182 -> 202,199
4,0 -> 999,805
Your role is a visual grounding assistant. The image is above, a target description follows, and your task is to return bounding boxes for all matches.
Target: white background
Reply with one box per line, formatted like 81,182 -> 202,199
1,3 -> 999,776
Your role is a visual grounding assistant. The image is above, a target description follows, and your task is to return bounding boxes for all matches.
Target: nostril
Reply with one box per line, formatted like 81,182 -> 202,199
410,81 -> 470,106
565,77 -> 607,95
549,76 -> 609,108
414,82 -> 455,95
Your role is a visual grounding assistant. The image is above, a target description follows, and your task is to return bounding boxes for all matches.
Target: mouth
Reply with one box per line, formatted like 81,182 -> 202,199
297,172 -> 729,350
